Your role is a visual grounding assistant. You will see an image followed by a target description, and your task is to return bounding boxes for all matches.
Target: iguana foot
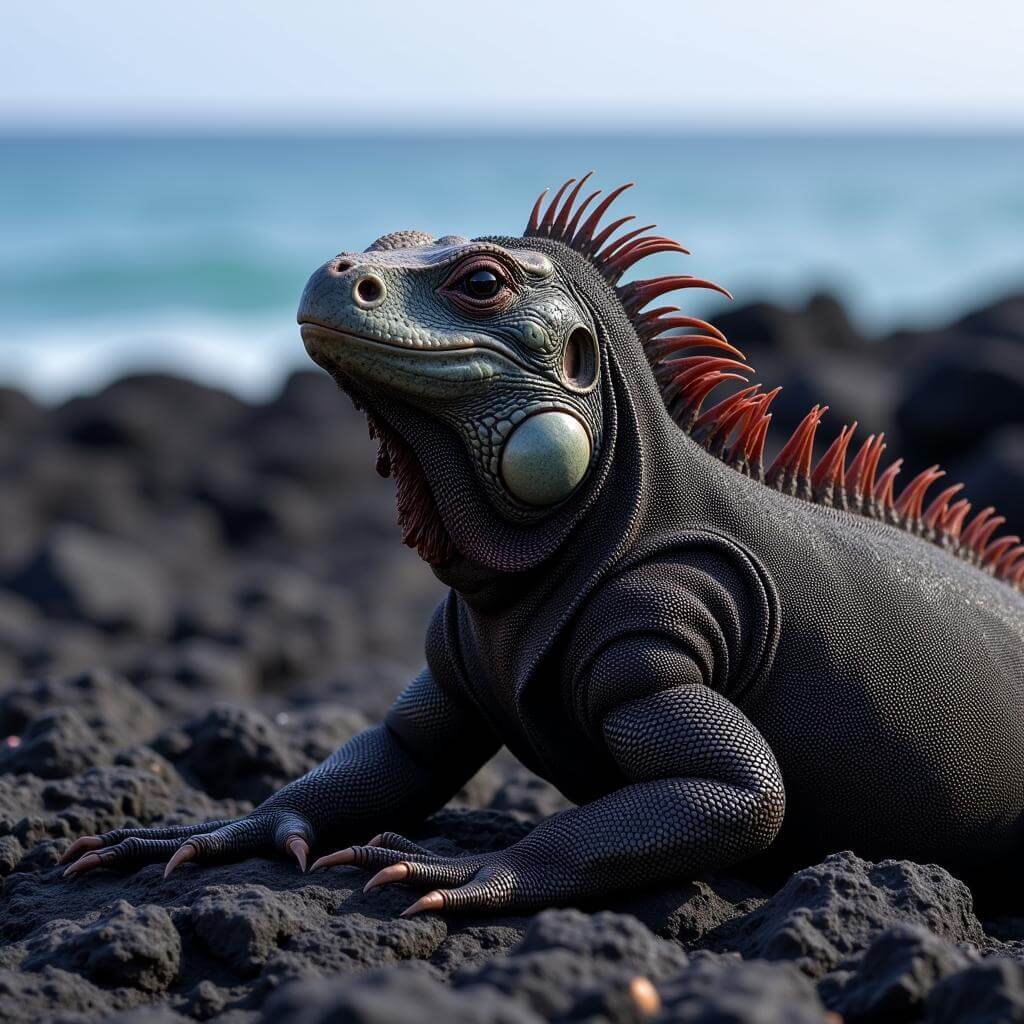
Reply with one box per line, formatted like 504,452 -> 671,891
61,812 -> 312,878
310,830 -> 540,915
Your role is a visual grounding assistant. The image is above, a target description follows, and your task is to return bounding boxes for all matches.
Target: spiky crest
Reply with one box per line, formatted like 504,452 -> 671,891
525,175 -> 1023,591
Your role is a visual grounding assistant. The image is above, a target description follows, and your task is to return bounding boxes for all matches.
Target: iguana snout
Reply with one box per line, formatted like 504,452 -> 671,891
298,248 -> 529,397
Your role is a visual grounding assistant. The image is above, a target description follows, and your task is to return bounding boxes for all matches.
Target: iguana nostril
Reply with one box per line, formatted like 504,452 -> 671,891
353,274 -> 386,309
330,258 -> 354,275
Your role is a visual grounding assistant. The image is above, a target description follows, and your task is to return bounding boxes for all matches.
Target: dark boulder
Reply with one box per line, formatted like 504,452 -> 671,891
954,294 -> 1024,341
0,707 -> 106,779
7,525 -> 173,636
488,771 -> 574,819
132,638 -> 258,703
262,967 -> 543,1024
896,338 -> 1024,464
657,955 -> 832,1023
0,385 -> 39,426
514,908 -> 688,977
57,373 -> 246,454
23,900 -> 181,993
926,958 -> 1024,1023
953,426 -> 1024,536
712,851 -> 984,977
155,705 -> 299,802
0,668 -> 163,749
820,923 -> 974,1022
456,909 -> 686,1022
190,884 -> 305,976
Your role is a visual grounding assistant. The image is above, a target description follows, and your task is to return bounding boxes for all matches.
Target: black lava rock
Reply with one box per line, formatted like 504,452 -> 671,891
8,525 -> 173,636
23,899 -> 181,993
657,955 -> 832,1023
454,909 -> 691,1022
0,668 -> 163,748
712,851 -> 984,977
262,967 -> 544,1024
189,884 -> 304,976
954,294 -> 1024,341
820,923 -> 974,1022
57,373 -> 247,455
0,707 -> 106,779
926,958 -> 1024,1023
896,339 -> 1024,463
514,908 -> 688,978
954,426 -> 1024,536
155,704 -> 299,803
488,772 -> 574,819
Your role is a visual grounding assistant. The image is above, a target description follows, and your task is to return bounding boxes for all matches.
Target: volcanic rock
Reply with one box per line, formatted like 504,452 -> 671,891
926,958 -> 1024,1023
711,851 -> 984,977
819,922 -> 974,1022
8,525 -> 173,636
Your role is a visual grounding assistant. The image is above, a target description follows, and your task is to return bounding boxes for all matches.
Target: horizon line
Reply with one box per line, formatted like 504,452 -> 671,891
3,118 -> 1024,140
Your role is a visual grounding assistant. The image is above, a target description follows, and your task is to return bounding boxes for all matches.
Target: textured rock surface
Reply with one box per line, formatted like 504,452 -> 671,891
657,956 -> 832,1023
926,958 -> 1024,1024
2,295 -> 1024,1022
710,852 -> 985,977
22,900 -> 182,993
819,922 -> 974,1023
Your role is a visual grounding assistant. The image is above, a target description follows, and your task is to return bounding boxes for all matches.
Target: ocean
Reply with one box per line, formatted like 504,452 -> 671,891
2,132 -> 1023,401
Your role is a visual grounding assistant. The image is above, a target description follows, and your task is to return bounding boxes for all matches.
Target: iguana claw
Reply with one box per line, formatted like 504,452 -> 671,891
61,812 -> 315,880
310,847 -> 357,871
63,852 -> 102,877
163,842 -> 197,878
363,862 -> 412,892
61,836 -> 102,863
315,831 -> 507,913
287,835 -> 309,872
400,891 -> 446,917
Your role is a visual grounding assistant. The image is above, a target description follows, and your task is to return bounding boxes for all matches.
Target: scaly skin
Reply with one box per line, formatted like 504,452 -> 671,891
64,182 -> 1024,917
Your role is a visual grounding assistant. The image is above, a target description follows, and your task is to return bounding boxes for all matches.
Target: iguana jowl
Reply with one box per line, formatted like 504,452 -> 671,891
64,175 -> 1024,916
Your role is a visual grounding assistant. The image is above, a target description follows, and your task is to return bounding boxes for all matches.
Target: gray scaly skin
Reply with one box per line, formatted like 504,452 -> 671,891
63,180 -> 1024,918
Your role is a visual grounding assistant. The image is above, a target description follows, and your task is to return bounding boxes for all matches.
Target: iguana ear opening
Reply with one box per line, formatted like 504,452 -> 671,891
499,410 -> 592,507
561,326 -> 599,392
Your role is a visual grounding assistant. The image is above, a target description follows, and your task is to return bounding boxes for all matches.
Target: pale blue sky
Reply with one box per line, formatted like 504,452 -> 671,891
2,0 -> 1023,130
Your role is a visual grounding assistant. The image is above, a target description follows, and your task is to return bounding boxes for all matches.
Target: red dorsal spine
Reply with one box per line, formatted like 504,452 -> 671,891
523,175 -> 1022,591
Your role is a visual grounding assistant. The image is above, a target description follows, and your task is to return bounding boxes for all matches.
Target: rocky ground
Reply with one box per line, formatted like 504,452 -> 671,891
1,292 -> 1024,1022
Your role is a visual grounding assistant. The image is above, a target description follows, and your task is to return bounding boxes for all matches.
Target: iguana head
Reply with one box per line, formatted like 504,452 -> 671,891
299,231 -> 602,513
297,175 -> 732,574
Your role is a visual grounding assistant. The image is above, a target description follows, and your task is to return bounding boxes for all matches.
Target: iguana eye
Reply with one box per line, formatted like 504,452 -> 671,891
440,257 -> 514,315
464,269 -> 502,299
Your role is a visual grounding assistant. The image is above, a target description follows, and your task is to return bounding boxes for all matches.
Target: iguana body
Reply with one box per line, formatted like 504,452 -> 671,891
65,177 -> 1024,914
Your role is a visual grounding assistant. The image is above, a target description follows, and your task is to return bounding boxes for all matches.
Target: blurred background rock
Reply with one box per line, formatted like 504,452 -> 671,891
0,365 -> 442,710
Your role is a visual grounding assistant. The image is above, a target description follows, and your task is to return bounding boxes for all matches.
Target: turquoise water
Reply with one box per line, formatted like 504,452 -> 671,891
2,133 -> 1023,399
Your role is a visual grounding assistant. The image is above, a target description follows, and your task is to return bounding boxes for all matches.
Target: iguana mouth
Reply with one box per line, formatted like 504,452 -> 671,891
299,321 -> 532,379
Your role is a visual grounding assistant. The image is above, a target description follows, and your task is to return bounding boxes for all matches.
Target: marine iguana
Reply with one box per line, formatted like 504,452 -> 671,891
64,175 -> 1024,916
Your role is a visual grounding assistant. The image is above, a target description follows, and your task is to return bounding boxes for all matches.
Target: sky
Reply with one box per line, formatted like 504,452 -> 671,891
2,0 -> 1023,131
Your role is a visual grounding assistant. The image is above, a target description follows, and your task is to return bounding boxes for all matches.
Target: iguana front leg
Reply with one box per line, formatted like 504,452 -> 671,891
62,668 -> 499,877
313,680 -> 785,915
